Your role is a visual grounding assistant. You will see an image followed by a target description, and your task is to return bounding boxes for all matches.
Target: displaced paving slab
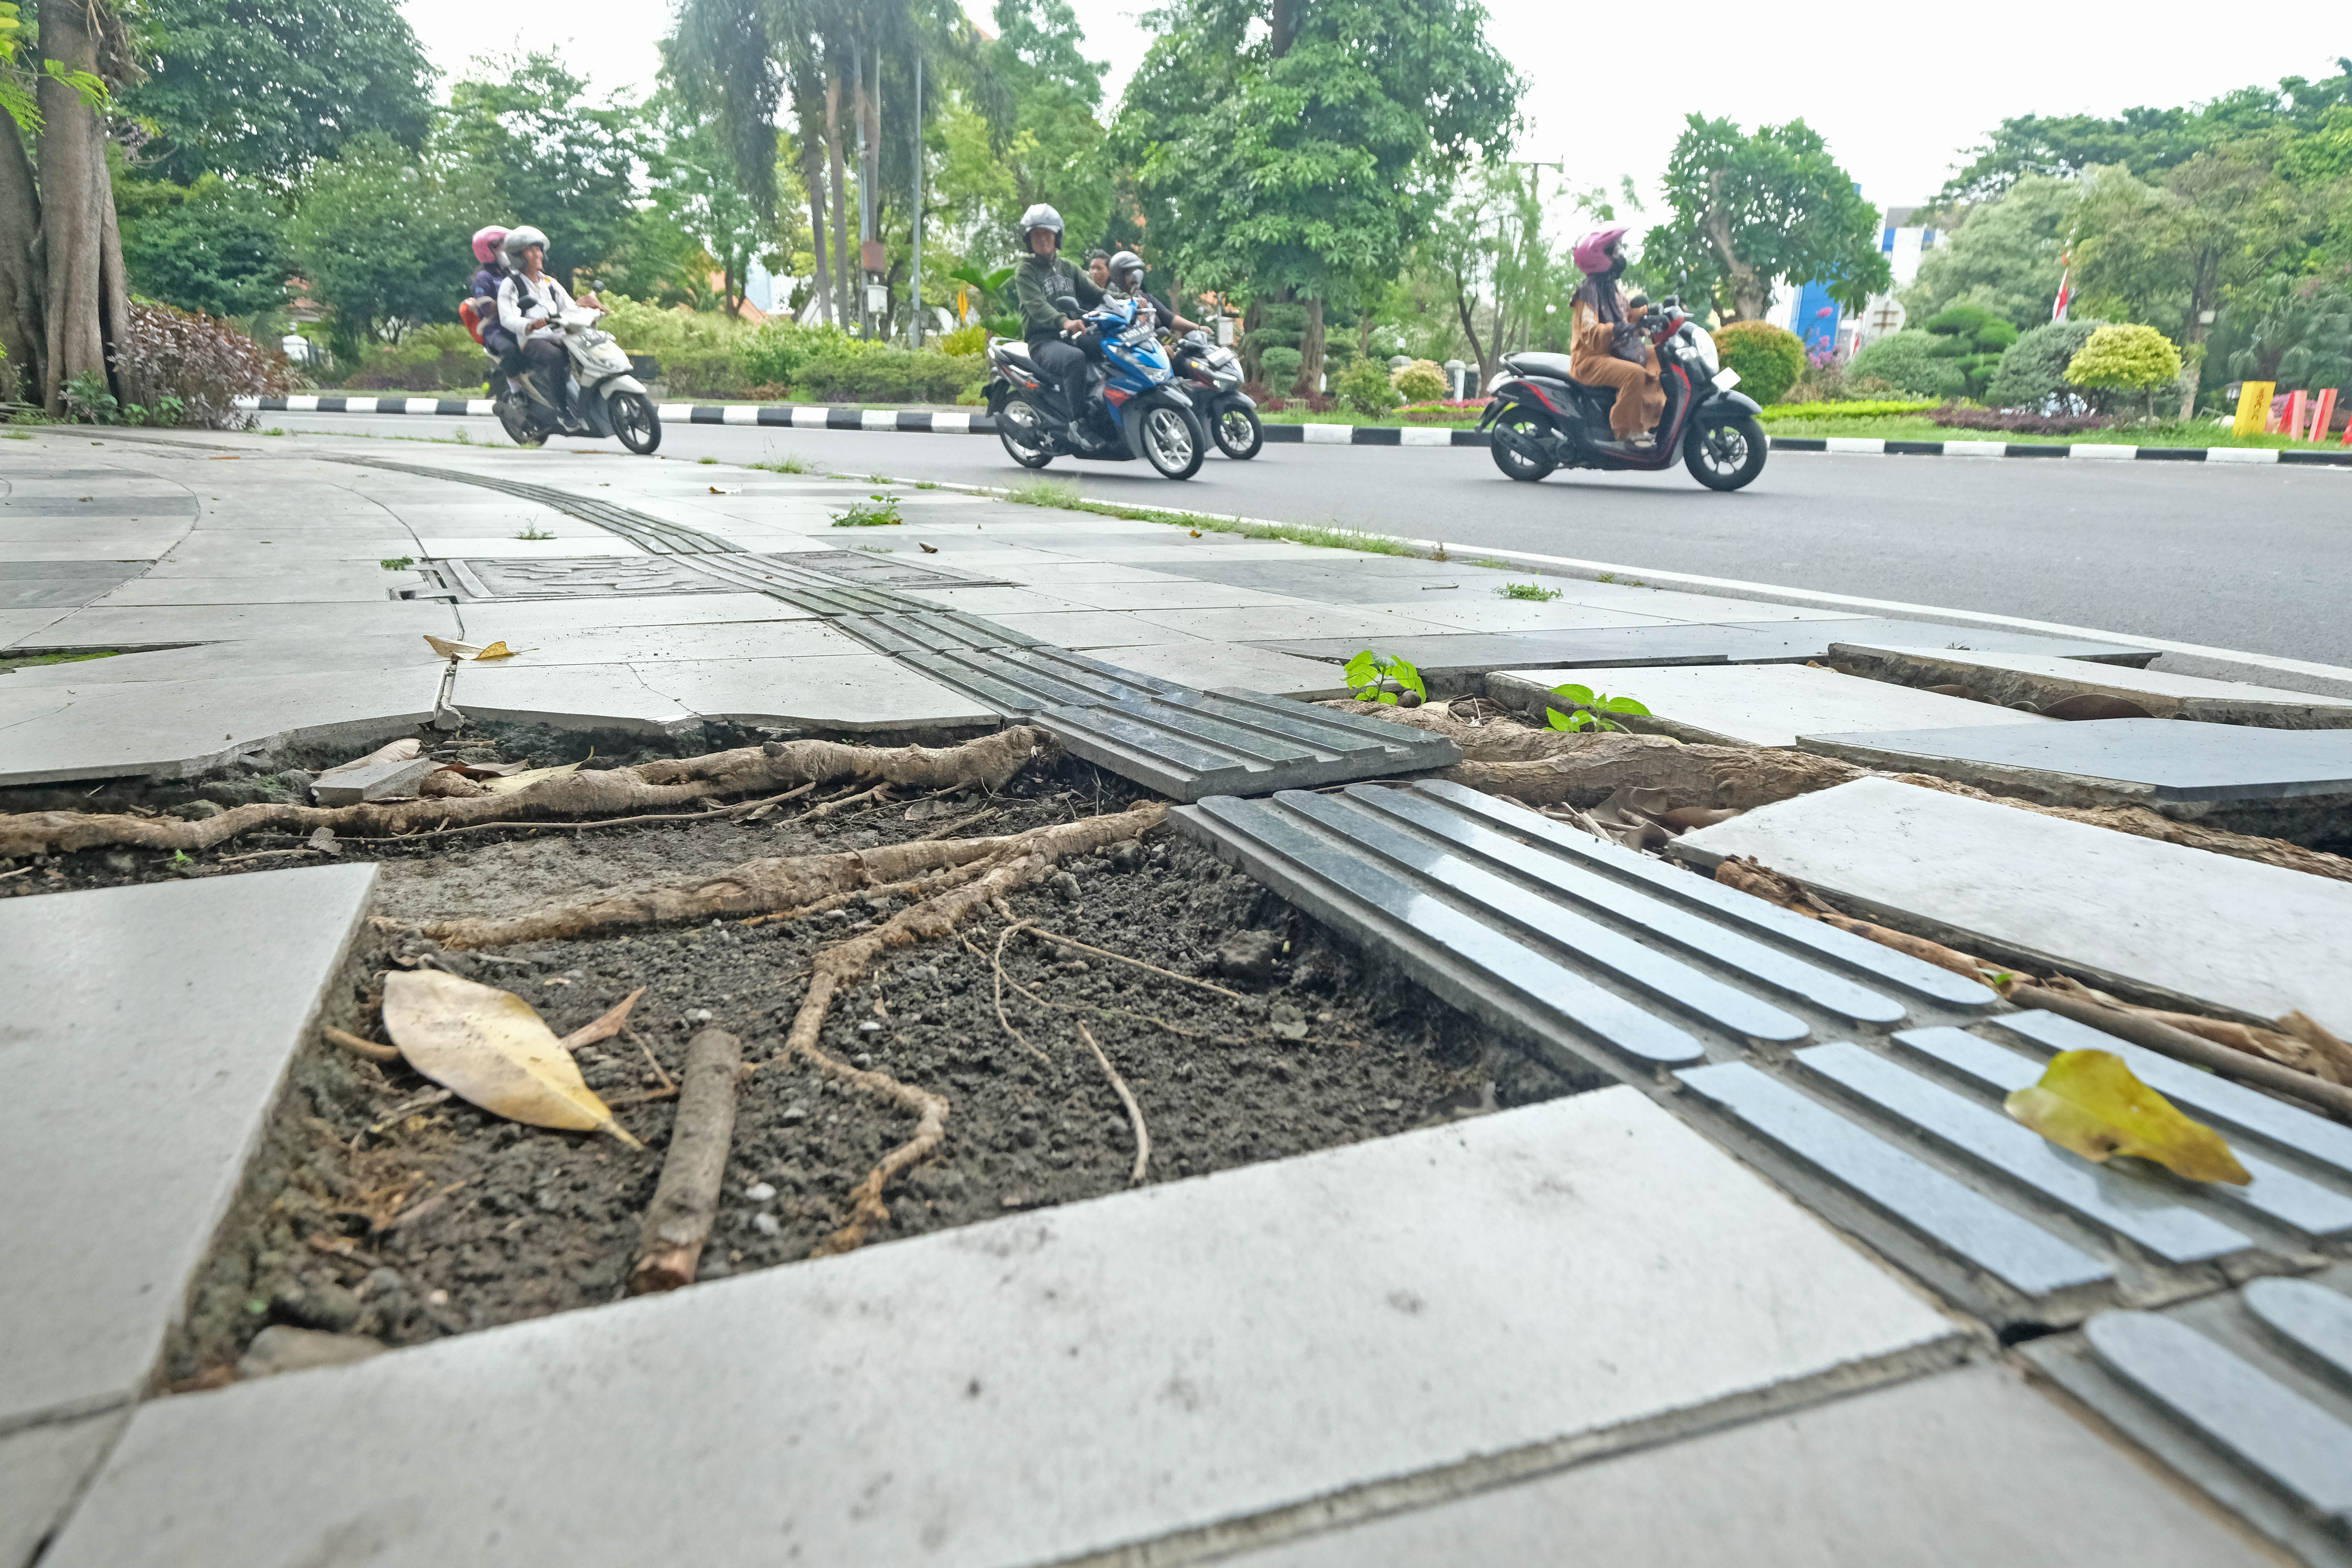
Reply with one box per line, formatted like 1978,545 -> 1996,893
1223,1364 -> 2268,1568
1045,691 -> 1462,802
1797,719 -> 2352,836
1487,663 -> 2060,749
1828,643 -> 2352,727
42,1091 -> 1961,1568
0,866 -> 378,1430
0,1412 -> 125,1568
1674,777 -> 2352,1036
1714,617 -> 2160,668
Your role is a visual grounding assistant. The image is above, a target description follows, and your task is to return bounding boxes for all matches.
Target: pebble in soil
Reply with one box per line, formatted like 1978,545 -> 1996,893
165,825 -> 1596,1381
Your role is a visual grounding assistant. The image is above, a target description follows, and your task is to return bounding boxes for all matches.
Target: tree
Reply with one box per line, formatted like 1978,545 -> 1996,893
643,89 -> 774,315
116,0 -> 432,188
1643,116 -> 1889,322
1984,318 -> 2104,410
442,55 -> 645,290
285,133 -> 492,361
1902,173 -> 2082,332
1113,0 -> 1521,389
2065,322 -> 2183,416
116,168 -> 290,318
975,0 -> 1111,253
2216,273 -> 2352,391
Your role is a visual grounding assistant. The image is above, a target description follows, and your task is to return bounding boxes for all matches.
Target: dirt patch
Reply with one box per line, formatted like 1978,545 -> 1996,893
156,753 -> 1595,1386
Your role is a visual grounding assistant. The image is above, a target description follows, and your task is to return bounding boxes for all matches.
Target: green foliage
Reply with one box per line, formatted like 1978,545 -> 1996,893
1333,356 -> 1397,416
635,89 -> 768,311
1903,176 -> 2082,332
1985,319 -> 2104,409
979,0 -> 1115,252
330,323 -> 489,391
442,55 -> 646,288
743,328 -> 990,403
1256,345 -> 1303,391
115,171 -> 291,319
2065,324 -> 2186,414
2217,274 -> 2352,391
1756,398 -> 1942,421
1006,476 -> 1083,508
1544,682 -> 1649,733
737,322 -> 854,387
832,494 -> 905,528
1498,582 -> 1561,601
286,134 -> 493,361
113,301 -> 291,427
380,557 -> 414,571
1390,358 -> 1447,402
1644,117 -> 1891,319
1846,331 -> 1967,399
118,0 -> 433,186
936,323 -> 989,358
1712,321 -> 1806,404
1920,305 -> 2019,399
1344,649 -> 1426,706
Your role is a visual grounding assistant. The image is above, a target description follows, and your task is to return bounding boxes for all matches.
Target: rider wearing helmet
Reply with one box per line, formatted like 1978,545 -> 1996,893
496,226 -> 579,416
470,226 -> 521,376
1012,203 -> 1105,431
1568,226 -> 1664,452
1104,250 -> 1204,338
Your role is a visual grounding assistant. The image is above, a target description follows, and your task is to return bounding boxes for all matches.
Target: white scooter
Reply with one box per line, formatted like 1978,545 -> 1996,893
497,307 -> 662,454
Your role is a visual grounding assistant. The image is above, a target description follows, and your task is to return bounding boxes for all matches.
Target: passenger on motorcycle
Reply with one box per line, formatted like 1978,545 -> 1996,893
1568,226 -> 1665,453
469,227 -> 521,379
1013,204 -> 1105,434
1104,250 -> 1204,339
497,227 -> 601,419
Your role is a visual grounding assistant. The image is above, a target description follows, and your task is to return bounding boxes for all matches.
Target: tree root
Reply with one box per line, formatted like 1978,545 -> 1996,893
1078,1022 -> 1150,1186
628,1026 -> 744,1294
0,727 -> 1043,858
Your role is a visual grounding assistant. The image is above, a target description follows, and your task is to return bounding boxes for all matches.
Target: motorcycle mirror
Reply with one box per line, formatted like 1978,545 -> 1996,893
1053,295 -> 1081,314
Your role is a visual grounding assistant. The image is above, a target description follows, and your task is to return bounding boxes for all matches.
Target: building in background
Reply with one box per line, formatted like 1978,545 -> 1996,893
1849,206 -> 1942,348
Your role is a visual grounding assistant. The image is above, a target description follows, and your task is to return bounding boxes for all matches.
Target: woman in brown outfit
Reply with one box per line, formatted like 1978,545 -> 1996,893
1566,225 -> 1666,450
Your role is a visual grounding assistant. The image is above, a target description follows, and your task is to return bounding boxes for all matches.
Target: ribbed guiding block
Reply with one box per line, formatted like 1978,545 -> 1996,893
895,645 -> 1184,715
832,612 -> 1042,656
1042,696 -> 1461,803
1679,1060 -> 2109,1297
2245,1278 -> 2352,1385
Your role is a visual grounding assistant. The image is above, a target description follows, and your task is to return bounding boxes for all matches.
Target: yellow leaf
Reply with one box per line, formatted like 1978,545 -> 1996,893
479,760 -> 583,796
423,635 -> 520,661
381,970 -> 641,1148
474,640 -> 515,660
2005,1049 -> 2250,1185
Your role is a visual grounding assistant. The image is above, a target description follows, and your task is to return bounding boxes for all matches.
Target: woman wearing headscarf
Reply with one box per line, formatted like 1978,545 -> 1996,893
1567,226 -> 1665,451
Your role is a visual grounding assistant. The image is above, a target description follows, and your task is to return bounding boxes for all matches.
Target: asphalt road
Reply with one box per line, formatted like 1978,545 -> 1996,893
258,410 -> 2352,668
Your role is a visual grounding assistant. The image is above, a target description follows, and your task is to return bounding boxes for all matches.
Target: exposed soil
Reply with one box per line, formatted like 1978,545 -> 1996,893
130,743 -> 1592,1387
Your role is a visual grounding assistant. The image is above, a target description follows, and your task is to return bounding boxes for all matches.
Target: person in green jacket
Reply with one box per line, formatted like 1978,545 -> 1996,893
1013,203 -> 1104,431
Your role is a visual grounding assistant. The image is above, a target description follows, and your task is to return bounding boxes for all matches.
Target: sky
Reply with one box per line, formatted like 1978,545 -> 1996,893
396,0 -> 2347,213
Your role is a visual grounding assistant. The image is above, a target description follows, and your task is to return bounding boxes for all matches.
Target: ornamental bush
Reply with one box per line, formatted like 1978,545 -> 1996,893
1920,305 -> 2019,399
1390,358 -> 1447,403
332,323 -> 490,391
1845,330 -> 1967,399
2065,324 -> 2184,416
1334,356 -> 1397,416
1984,319 -> 2103,410
1257,345 -> 1303,392
935,323 -> 989,358
1712,321 -> 1805,404
113,300 -> 294,428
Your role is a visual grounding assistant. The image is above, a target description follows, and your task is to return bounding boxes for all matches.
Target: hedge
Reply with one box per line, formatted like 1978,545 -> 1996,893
1713,321 -> 1806,405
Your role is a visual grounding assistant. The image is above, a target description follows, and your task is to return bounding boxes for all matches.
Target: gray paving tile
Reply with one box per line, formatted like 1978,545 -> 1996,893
2086,1312 -> 2352,1521
1249,627 -> 1742,690
1676,778 -> 2352,1039
1800,718 -> 2352,810
1677,1060 -> 2109,1296
0,1411 -> 125,1568
1489,662 -> 2059,748
0,498 -> 196,518
2245,1278 -> 2352,1385
0,866 -> 378,1428
43,1090 -> 1960,1568
1222,1365 -> 2267,1568
630,655 -> 999,734
1829,643 -> 2352,725
1710,617 -> 2160,666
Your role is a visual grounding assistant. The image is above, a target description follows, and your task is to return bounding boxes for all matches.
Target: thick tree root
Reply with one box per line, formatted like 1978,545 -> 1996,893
768,803 -> 1169,1257
0,728 -> 1043,858
628,1026 -> 743,1294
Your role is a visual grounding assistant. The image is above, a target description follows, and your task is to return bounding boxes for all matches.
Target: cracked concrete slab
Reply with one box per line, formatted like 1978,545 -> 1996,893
629,653 -> 1000,733
1829,643 -> 2352,727
1486,663 -> 2061,749
0,1410 -> 125,1568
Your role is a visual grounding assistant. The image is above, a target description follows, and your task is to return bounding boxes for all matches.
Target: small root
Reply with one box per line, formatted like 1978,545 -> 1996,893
989,920 -> 1046,1060
1016,925 -> 1245,1002
1078,1022 -> 1150,1186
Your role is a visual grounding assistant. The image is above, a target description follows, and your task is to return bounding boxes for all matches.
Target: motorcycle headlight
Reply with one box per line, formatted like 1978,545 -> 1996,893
1690,328 -> 1720,377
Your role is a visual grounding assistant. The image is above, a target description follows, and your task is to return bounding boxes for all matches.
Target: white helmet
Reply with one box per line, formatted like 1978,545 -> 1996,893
1018,203 -> 1064,242
501,225 -> 549,262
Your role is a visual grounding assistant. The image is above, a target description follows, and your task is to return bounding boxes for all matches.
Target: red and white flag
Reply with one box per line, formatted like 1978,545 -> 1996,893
2052,251 -> 2072,322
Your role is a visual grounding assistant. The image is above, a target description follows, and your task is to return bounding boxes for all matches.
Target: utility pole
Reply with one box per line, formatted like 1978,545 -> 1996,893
910,52 -> 923,348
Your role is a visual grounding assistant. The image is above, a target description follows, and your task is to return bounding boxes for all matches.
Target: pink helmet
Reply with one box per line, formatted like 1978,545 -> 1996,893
1572,225 -> 1630,275
472,226 -> 510,265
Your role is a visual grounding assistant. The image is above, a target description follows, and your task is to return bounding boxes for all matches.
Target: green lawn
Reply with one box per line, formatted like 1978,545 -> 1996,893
1758,413 -> 2343,449
1256,407 -> 1484,427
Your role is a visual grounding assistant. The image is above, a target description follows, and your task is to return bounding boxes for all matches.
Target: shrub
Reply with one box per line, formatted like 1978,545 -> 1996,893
662,352 -> 754,399
1713,321 -> 1806,404
113,300 -> 294,428
790,343 -> 989,404
1390,358 -> 1447,403
1927,404 -> 2116,434
1846,331 -> 1967,399
1985,319 -> 2104,410
735,321 -> 853,387
1755,398 -> 1942,421
2065,325 -> 2184,416
935,323 -> 989,358
1334,356 -> 1397,416
1257,345 -> 1303,392
1920,305 -> 2020,399
332,323 -> 490,391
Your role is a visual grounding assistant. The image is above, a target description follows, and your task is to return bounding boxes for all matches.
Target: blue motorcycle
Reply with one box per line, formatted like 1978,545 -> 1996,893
984,294 -> 1208,479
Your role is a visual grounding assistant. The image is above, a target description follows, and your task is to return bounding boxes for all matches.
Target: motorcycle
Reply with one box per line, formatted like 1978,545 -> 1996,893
458,299 -> 662,454
1167,330 -> 1261,459
984,294 -> 1207,480
1476,296 -> 1765,491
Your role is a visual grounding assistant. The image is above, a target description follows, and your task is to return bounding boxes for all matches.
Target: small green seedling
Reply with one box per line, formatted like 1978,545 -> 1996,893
1544,682 -> 1650,733
915,481 -> 938,490
171,849 -> 191,865
756,455 -> 814,474
379,556 -> 416,571
514,525 -> 556,540
1345,648 -> 1427,707
1499,582 -> 1561,601
699,456 -> 718,465
831,494 -> 904,527
261,427 -> 286,437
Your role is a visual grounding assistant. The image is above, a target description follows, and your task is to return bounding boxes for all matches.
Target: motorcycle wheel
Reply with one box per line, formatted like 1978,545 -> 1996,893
997,399 -> 1054,468
1683,412 -> 1768,491
495,397 -> 544,448
1138,403 -> 1206,480
612,391 -> 662,455
1211,401 -> 1263,460
1488,408 -> 1555,481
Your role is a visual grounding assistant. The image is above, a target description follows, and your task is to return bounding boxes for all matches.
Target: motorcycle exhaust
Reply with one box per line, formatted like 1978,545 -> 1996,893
1490,422 -> 1552,465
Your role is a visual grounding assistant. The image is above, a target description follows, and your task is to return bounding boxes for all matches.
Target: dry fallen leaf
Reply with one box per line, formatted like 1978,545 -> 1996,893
479,760 -> 583,796
559,986 -> 645,1051
381,970 -> 642,1147
423,635 -> 519,661
2005,1049 -> 2250,1184
473,640 -> 515,660
316,737 -> 420,782
708,485 -> 736,494
918,541 -> 938,554
1188,528 -> 1202,538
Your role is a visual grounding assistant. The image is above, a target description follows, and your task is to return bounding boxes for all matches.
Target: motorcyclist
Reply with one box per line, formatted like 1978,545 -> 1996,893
1013,203 -> 1105,438
469,226 -> 522,381
497,225 -> 583,419
1568,226 -> 1665,453
1104,250 -> 1205,338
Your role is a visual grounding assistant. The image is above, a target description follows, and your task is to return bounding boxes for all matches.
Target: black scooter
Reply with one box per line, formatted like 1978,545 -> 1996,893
1477,296 -> 1766,490
1167,330 -> 1262,459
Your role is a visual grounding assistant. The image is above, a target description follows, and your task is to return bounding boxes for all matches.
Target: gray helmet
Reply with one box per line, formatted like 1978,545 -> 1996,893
1018,203 -> 1063,242
1109,250 -> 1146,291
502,225 -> 549,261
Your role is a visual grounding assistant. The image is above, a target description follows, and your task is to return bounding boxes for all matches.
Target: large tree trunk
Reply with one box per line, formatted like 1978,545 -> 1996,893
825,70 -> 853,329
2178,252 -> 2221,420
1299,297 -> 1325,394
1702,172 -> 1766,321
793,90 -> 833,326
38,0 -> 132,414
0,113 -> 44,403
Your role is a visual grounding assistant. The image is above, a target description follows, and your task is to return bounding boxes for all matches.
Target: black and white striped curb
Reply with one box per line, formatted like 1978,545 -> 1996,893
234,397 -> 2352,465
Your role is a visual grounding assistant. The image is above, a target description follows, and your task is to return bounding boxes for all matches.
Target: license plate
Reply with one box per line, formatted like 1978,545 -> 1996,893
1712,367 -> 1742,391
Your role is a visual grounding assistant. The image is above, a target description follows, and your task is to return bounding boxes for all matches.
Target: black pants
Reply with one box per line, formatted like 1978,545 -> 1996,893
520,336 -> 569,410
1029,338 -> 1096,425
482,325 -> 522,378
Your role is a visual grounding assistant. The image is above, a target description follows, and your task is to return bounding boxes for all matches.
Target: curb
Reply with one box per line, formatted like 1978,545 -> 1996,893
233,397 -> 2352,465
